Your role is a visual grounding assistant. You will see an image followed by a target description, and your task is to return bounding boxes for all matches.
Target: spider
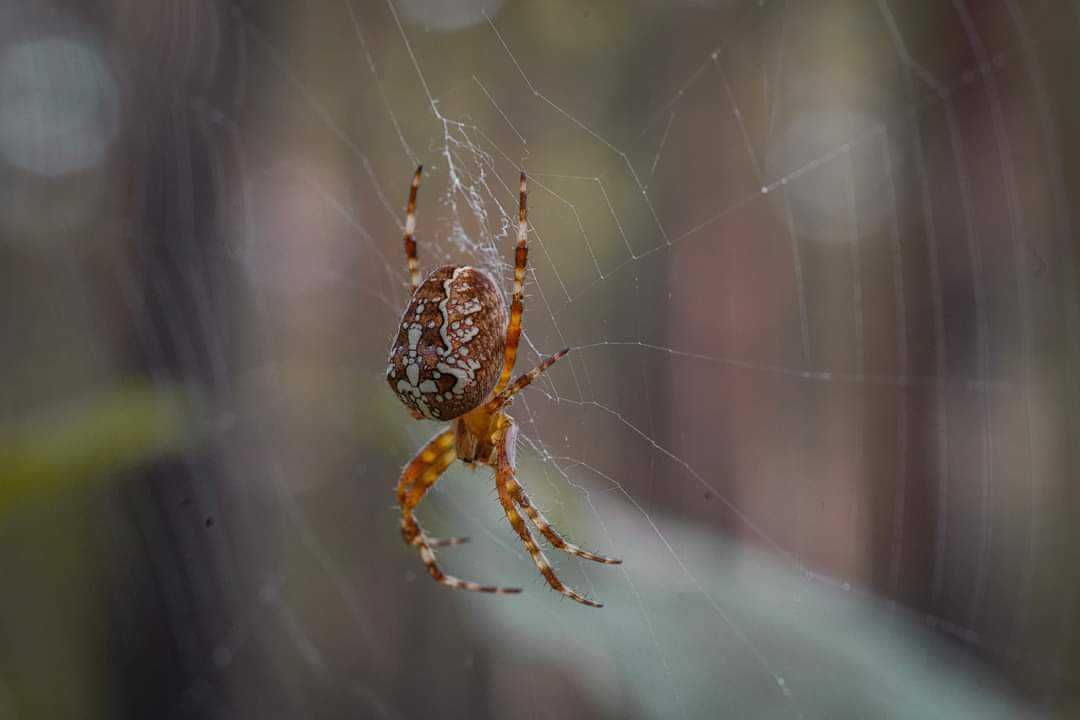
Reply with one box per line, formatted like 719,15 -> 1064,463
385,166 -> 621,608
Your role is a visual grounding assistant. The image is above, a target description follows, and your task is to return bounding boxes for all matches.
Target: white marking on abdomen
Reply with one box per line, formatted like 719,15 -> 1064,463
438,267 -> 467,353
437,362 -> 473,396
407,324 -> 422,351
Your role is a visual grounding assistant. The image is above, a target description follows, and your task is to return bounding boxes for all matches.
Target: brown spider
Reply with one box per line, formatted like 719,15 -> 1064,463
385,166 -> 621,608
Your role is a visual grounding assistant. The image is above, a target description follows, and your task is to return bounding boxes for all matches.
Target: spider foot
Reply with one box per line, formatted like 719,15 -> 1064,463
416,542 -> 521,596
412,544 -> 518,595
535,558 -> 605,608
561,587 -> 604,608
425,535 -> 471,548
561,546 -> 622,565
434,573 -> 522,596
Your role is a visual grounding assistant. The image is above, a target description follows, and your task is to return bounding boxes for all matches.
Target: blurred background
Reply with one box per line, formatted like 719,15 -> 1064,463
1,0 -> 1078,718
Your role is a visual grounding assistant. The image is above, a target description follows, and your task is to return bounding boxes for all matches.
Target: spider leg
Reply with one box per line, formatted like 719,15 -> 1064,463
493,417 -> 604,608
402,165 -> 423,291
397,428 -> 521,596
425,535 -> 471,548
505,477 -> 622,565
486,348 -> 569,413
493,172 -> 529,394
397,428 -> 460,548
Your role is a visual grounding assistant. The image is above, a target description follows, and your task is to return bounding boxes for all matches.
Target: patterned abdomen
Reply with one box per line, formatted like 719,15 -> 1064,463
386,265 -> 507,420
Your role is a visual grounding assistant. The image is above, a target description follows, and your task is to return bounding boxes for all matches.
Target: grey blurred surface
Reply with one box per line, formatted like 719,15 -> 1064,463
1,1 -> 1078,718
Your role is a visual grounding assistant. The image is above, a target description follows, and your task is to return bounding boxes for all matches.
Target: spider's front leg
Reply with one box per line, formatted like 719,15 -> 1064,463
401,165 -> 423,291
492,416 -> 612,608
397,428 -> 521,595
494,172 -> 530,394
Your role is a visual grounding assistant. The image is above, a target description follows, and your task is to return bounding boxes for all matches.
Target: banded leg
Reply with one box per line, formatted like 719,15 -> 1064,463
486,348 -> 569,413
505,477 -> 621,565
397,429 -> 467,549
493,418 -> 603,608
494,172 -> 529,394
396,440 -> 468,548
402,165 -> 423,291
397,428 -> 520,595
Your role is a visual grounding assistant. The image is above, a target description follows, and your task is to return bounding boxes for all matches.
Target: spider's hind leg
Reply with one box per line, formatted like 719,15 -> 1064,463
492,417 -> 607,608
397,427 -> 520,596
507,479 -> 621,565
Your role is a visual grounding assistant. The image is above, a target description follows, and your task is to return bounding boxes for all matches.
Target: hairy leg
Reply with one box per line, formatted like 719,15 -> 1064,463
401,165 -> 423,291
494,172 -> 529,393
397,428 -> 520,595
492,417 -> 603,607
486,348 -> 569,413
504,476 -> 621,565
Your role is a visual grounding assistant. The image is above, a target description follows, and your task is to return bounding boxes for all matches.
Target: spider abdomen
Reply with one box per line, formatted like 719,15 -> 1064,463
386,265 -> 507,420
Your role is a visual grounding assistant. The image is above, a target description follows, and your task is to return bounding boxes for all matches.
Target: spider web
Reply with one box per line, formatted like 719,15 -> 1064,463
2,0 -> 1077,718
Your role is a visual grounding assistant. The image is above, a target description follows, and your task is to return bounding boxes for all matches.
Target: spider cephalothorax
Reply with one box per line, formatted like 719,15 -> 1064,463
385,167 -> 621,607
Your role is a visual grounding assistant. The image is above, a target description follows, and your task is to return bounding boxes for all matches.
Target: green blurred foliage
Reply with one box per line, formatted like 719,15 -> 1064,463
0,382 -> 194,517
